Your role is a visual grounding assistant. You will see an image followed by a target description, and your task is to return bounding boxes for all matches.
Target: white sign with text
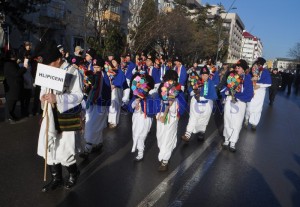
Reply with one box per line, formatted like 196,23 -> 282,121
35,63 -> 67,92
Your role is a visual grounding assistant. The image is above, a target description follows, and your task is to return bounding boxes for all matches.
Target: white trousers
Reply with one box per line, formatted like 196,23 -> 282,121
156,102 -> 178,162
223,96 -> 246,145
245,88 -> 266,126
131,109 -> 153,153
186,97 -> 213,134
85,104 -> 108,145
108,88 -> 123,125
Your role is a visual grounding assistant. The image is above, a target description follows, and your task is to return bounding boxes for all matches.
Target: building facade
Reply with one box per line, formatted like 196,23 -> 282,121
4,0 -> 124,54
273,58 -> 300,71
221,12 -> 244,64
206,5 -> 245,64
240,30 -> 263,64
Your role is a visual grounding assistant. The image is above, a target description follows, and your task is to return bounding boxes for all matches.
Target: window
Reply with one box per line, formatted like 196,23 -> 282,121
73,37 -> 84,51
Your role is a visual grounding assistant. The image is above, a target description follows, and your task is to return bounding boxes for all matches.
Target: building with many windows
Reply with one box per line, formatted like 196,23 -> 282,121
240,30 -> 263,64
223,12 -> 244,64
4,0 -> 124,53
206,5 -> 245,64
273,58 -> 300,71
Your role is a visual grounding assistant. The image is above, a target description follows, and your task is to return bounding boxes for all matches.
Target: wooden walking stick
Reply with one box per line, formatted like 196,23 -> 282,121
43,88 -> 50,181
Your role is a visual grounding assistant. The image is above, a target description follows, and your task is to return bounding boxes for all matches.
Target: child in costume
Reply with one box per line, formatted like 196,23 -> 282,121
155,70 -> 188,171
128,74 -> 155,161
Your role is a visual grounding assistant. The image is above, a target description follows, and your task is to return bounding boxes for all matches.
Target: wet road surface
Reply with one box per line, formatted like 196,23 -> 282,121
0,90 -> 300,207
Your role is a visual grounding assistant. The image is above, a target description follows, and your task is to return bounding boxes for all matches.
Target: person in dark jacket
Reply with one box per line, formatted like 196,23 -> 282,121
269,68 -> 282,105
3,49 -> 28,123
286,72 -> 295,95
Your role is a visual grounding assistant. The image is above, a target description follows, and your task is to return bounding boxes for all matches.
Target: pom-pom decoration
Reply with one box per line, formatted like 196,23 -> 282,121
131,75 -> 152,99
226,72 -> 243,103
161,80 -> 181,103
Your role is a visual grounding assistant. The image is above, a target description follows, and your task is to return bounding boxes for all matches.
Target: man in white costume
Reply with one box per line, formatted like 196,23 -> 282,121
79,56 -> 111,159
182,66 -> 217,142
107,58 -> 127,128
244,57 -> 271,130
36,40 -> 83,192
222,59 -> 253,152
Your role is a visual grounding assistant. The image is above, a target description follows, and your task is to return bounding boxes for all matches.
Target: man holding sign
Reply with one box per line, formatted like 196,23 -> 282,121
35,40 -> 83,192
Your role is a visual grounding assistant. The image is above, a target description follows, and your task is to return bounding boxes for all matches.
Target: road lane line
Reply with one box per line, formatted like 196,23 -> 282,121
169,146 -> 222,207
137,130 -> 219,207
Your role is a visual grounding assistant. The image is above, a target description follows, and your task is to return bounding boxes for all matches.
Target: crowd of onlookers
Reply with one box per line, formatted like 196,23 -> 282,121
0,41 -> 41,123
0,41 -> 87,123
279,69 -> 300,95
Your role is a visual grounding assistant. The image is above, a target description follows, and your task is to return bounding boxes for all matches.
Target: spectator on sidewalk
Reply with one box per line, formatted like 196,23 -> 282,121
20,49 -> 33,117
269,68 -> 282,105
3,49 -> 28,123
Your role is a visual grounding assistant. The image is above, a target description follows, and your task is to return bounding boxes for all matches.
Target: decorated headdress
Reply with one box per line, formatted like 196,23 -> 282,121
159,70 -> 181,103
131,74 -> 154,99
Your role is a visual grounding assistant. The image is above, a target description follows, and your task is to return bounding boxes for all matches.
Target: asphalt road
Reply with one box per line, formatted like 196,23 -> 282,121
0,89 -> 300,207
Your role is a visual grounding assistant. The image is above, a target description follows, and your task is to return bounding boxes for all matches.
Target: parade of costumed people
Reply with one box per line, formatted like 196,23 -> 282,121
2,37 -> 283,195
1,2 -> 300,205
244,57 -> 272,130
30,44 -> 277,170
182,65 -> 218,142
128,73 -> 155,161
222,59 -> 254,152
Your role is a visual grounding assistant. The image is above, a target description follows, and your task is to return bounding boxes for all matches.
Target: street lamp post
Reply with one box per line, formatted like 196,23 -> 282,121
215,0 -> 237,65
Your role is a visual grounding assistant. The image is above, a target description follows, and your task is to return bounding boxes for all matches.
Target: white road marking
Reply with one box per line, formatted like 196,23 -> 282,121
137,130 -> 219,207
169,147 -> 222,207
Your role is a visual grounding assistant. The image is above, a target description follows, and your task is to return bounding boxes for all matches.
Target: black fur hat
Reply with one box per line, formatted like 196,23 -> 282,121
34,40 -> 62,65
236,59 -> 249,70
254,57 -> 266,66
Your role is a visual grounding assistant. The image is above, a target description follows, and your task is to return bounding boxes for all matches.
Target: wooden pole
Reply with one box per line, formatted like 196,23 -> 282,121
43,88 -> 49,181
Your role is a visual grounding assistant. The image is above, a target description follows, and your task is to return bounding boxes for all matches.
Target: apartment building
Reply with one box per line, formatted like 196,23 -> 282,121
240,30 -> 263,64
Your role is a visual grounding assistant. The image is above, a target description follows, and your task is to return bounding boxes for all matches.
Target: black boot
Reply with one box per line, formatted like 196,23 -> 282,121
197,131 -> 205,141
42,164 -> 63,192
65,164 -> 80,189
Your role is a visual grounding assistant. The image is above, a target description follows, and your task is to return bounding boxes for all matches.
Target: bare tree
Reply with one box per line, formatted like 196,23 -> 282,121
127,0 -> 145,50
289,43 -> 300,61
